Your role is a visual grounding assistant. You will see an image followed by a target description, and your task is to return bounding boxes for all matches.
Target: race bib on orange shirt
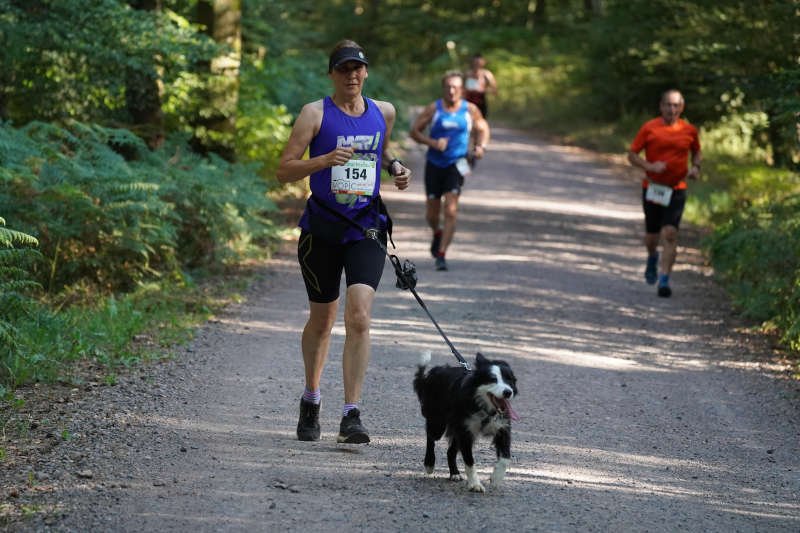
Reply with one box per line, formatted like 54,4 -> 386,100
645,183 -> 673,206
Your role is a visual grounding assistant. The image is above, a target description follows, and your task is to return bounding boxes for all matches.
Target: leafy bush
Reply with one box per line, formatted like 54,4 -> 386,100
0,218 -> 50,389
0,0 -> 219,124
0,120 -> 278,292
0,218 -> 41,349
706,194 -> 800,349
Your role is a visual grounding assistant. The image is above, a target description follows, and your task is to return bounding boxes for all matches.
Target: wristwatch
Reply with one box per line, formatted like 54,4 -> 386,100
388,158 -> 404,176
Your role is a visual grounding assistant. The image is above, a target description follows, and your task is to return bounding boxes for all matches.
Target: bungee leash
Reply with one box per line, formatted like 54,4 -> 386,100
309,195 -> 472,372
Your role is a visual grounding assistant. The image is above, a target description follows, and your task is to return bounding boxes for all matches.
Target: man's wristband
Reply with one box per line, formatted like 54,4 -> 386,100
388,158 -> 404,176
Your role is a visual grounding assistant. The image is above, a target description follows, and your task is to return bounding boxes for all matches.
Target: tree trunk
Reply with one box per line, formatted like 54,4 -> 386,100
0,90 -> 8,122
194,0 -> 241,162
534,0 -> 548,26
767,107 -> 792,169
583,0 -> 602,17
126,0 -> 164,149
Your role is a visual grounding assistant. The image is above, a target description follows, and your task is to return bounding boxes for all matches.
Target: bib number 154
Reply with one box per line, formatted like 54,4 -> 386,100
331,159 -> 377,196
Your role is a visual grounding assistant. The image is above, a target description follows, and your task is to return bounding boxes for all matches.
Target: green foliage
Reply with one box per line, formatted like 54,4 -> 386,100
0,0 -> 220,124
0,269 -> 241,389
0,120 -> 278,292
0,218 -> 41,352
706,194 -> 800,349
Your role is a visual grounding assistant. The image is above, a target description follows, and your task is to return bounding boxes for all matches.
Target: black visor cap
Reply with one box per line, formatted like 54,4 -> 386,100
329,47 -> 368,72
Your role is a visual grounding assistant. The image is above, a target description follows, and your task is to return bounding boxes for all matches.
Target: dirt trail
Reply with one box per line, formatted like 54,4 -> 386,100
4,125 -> 799,532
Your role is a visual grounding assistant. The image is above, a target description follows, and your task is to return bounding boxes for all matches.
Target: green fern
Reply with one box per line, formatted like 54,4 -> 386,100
0,218 -> 43,380
707,193 -> 800,349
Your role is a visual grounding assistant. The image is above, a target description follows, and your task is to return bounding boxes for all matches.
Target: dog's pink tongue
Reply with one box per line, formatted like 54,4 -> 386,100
505,399 -> 520,421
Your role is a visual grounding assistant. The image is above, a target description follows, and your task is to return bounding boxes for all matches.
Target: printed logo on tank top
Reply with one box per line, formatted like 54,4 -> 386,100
336,133 -> 381,151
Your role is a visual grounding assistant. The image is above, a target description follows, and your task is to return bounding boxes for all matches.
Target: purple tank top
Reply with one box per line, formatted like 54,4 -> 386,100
298,96 -> 387,242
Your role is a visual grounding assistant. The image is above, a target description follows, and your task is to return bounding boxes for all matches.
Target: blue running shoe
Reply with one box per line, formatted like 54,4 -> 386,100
645,253 -> 659,285
657,274 -> 672,297
435,256 -> 448,271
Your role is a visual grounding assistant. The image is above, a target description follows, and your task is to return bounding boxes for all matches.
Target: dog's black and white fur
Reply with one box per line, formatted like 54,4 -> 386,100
413,351 -> 519,492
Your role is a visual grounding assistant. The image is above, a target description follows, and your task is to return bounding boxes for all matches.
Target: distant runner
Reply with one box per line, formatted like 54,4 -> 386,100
628,89 -> 702,297
410,70 -> 490,271
464,53 -> 497,119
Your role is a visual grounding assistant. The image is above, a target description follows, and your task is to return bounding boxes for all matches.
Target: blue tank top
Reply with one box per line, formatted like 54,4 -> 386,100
426,99 -> 472,168
299,96 -> 387,242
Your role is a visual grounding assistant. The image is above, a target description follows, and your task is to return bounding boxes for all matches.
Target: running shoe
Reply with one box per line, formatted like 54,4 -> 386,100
645,252 -> 659,285
337,408 -> 370,444
435,256 -> 448,271
430,232 -> 442,258
657,274 -> 672,298
296,398 -> 320,441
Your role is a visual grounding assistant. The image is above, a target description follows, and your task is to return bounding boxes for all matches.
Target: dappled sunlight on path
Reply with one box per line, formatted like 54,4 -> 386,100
32,123 -> 798,532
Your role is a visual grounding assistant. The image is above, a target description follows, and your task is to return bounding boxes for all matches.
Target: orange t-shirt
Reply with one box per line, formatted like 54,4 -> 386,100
630,118 -> 700,190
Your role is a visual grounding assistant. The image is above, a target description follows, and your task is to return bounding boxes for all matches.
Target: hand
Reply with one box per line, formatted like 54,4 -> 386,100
687,165 -> 701,180
473,145 -> 485,160
648,161 -> 667,173
392,164 -> 412,190
327,146 -> 355,167
432,137 -> 449,152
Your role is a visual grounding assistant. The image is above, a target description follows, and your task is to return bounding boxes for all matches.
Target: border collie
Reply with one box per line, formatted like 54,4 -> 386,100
413,351 -> 519,492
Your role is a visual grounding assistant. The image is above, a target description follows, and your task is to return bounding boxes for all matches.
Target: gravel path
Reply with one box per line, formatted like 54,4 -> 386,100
3,125 -> 799,532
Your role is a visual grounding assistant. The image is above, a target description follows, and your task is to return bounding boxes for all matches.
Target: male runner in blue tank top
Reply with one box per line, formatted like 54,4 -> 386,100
277,40 -> 411,444
411,70 -> 490,271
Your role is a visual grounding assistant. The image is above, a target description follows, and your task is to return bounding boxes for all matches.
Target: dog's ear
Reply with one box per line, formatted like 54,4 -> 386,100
475,352 -> 488,366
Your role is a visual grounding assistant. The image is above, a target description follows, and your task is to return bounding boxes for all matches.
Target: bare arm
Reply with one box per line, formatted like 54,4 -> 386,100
276,101 -> 354,183
468,103 -> 490,159
376,100 -> 412,190
627,150 -> 665,175
484,69 -> 498,95
687,149 -> 702,180
410,103 -> 448,152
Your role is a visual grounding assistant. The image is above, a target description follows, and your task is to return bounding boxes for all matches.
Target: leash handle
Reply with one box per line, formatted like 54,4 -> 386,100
389,254 -> 471,371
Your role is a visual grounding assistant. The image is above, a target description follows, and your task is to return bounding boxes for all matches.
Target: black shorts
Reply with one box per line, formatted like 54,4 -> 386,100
297,229 -> 387,303
466,94 -> 488,118
424,160 -> 464,199
642,187 -> 687,234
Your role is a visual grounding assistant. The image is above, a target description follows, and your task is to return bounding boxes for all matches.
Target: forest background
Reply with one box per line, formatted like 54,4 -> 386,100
0,0 -> 798,398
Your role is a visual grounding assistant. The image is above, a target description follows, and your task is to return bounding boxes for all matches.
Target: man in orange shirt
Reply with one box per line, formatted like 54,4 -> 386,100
628,90 -> 702,297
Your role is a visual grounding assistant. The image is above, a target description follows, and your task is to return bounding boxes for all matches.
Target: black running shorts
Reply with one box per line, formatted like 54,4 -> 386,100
424,160 -> 464,199
297,229 -> 387,303
642,187 -> 687,234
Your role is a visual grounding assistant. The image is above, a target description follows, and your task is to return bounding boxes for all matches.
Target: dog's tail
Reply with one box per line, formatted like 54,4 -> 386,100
419,350 -> 431,368
413,350 -> 432,397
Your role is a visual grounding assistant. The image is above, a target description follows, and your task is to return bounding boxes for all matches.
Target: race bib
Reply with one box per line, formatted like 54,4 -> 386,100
645,183 -> 673,206
331,159 -> 377,196
455,157 -> 471,177
465,78 -> 480,91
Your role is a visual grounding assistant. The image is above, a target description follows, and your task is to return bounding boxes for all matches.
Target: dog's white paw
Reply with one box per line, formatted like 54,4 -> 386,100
490,458 -> 509,486
449,474 -> 463,481
467,480 -> 486,493
424,465 -> 434,475
465,466 -> 485,493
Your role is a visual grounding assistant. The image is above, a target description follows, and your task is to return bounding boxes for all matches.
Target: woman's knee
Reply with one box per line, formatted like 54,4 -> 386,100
344,307 -> 371,335
307,303 -> 337,335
